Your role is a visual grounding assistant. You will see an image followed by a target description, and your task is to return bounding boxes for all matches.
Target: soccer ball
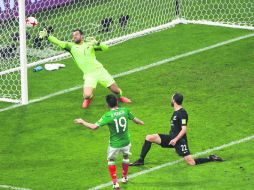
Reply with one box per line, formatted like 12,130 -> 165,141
26,17 -> 38,27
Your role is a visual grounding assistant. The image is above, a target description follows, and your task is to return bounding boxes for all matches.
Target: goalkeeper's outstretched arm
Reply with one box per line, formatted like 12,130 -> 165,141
86,36 -> 108,51
39,28 -> 70,50
94,42 -> 109,51
48,36 -> 70,50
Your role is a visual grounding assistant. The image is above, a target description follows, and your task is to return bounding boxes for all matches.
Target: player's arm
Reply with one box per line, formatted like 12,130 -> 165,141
169,126 -> 187,146
48,36 -> 70,50
86,36 -> 108,51
132,117 -> 144,125
128,109 -> 144,125
93,42 -> 109,51
39,28 -> 71,50
74,118 -> 99,130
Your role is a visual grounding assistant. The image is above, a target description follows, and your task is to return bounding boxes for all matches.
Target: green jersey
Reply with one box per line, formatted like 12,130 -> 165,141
48,36 -> 108,74
95,107 -> 135,148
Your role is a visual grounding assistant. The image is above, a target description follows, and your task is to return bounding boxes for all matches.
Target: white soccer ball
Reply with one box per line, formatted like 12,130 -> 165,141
26,17 -> 38,27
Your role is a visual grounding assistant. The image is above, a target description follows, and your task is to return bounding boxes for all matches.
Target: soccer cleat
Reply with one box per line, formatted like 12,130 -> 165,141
121,177 -> 128,183
112,182 -> 120,189
129,159 -> 144,166
82,98 -> 92,109
118,97 -> 132,103
209,155 -> 223,162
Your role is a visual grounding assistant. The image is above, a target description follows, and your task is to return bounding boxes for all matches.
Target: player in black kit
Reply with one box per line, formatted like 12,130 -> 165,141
130,93 -> 223,166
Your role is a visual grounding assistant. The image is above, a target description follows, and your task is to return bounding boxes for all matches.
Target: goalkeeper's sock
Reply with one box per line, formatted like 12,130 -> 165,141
108,161 -> 117,184
139,140 -> 152,161
82,95 -> 94,109
114,89 -> 123,98
85,94 -> 94,100
122,159 -> 129,178
114,90 -> 131,103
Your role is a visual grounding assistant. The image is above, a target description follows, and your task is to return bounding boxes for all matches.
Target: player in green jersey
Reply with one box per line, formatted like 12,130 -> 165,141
74,94 -> 144,189
39,29 -> 131,108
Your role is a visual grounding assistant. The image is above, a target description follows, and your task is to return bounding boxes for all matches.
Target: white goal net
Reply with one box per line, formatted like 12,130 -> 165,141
182,0 -> 254,30
0,0 -> 253,104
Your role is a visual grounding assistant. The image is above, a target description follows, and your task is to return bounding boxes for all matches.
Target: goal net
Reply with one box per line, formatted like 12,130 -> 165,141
0,1 -> 21,103
0,0 -> 253,104
181,0 -> 254,30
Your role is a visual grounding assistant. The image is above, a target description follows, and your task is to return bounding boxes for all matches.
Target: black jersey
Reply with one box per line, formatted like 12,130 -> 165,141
169,108 -> 188,140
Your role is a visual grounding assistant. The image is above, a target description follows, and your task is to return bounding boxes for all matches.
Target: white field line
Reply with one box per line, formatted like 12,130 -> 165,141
185,19 -> 254,30
0,185 -> 31,190
88,134 -> 254,190
0,33 -> 254,113
1,135 -> 253,190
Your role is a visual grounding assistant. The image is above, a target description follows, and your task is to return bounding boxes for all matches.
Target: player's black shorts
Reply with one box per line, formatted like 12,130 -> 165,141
158,134 -> 191,157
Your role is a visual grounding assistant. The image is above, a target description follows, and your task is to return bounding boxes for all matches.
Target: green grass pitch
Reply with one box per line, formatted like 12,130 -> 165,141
0,24 -> 254,190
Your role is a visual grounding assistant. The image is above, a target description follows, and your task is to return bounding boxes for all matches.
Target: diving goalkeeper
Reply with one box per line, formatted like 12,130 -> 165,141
39,29 -> 131,108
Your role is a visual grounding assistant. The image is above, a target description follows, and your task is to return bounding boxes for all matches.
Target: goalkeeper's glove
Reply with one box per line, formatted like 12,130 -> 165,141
39,28 -> 48,39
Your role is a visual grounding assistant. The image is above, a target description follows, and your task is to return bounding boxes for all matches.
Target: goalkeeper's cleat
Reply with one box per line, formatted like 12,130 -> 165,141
129,159 -> 144,166
209,155 -> 224,162
82,98 -> 92,109
118,97 -> 131,103
39,28 -> 48,39
112,182 -> 120,189
121,177 -> 128,183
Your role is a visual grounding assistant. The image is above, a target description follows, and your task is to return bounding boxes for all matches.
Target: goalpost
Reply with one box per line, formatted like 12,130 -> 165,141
0,0 -> 253,105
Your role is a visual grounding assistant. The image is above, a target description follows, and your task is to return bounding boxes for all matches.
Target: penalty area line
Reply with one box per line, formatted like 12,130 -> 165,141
0,185 -> 32,190
88,134 -> 254,190
0,32 -> 254,113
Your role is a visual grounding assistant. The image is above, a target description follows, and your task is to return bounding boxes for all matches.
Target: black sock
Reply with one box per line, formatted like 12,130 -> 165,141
139,140 -> 152,161
194,157 -> 212,165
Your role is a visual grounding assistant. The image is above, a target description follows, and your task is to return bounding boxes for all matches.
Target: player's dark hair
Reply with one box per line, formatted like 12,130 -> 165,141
106,94 -> 118,108
72,29 -> 83,35
173,93 -> 183,105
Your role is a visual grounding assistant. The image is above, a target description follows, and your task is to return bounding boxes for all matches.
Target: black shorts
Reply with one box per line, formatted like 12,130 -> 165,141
158,134 -> 191,157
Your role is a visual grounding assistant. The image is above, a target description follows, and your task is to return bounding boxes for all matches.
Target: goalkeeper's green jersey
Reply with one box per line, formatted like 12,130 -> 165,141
95,107 -> 135,148
48,36 -> 108,74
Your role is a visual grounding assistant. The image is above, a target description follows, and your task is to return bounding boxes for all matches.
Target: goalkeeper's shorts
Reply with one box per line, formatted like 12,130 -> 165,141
83,67 -> 115,88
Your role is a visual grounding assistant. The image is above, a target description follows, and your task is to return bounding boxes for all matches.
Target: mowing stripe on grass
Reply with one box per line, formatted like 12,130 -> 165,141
88,134 -> 254,190
0,185 -> 31,190
0,32 -> 254,113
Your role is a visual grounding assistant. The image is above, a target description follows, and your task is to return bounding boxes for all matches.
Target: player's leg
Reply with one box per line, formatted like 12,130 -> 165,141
175,139 -> 223,165
82,76 -> 97,108
183,155 -> 196,165
189,155 -> 223,165
98,68 -> 131,103
108,83 -> 131,103
121,144 -> 131,183
82,87 -> 94,108
121,155 -> 129,183
108,82 -> 121,96
129,134 -> 166,166
83,87 -> 94,99
108,147 -> 120,189
108,159 -> 120,189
